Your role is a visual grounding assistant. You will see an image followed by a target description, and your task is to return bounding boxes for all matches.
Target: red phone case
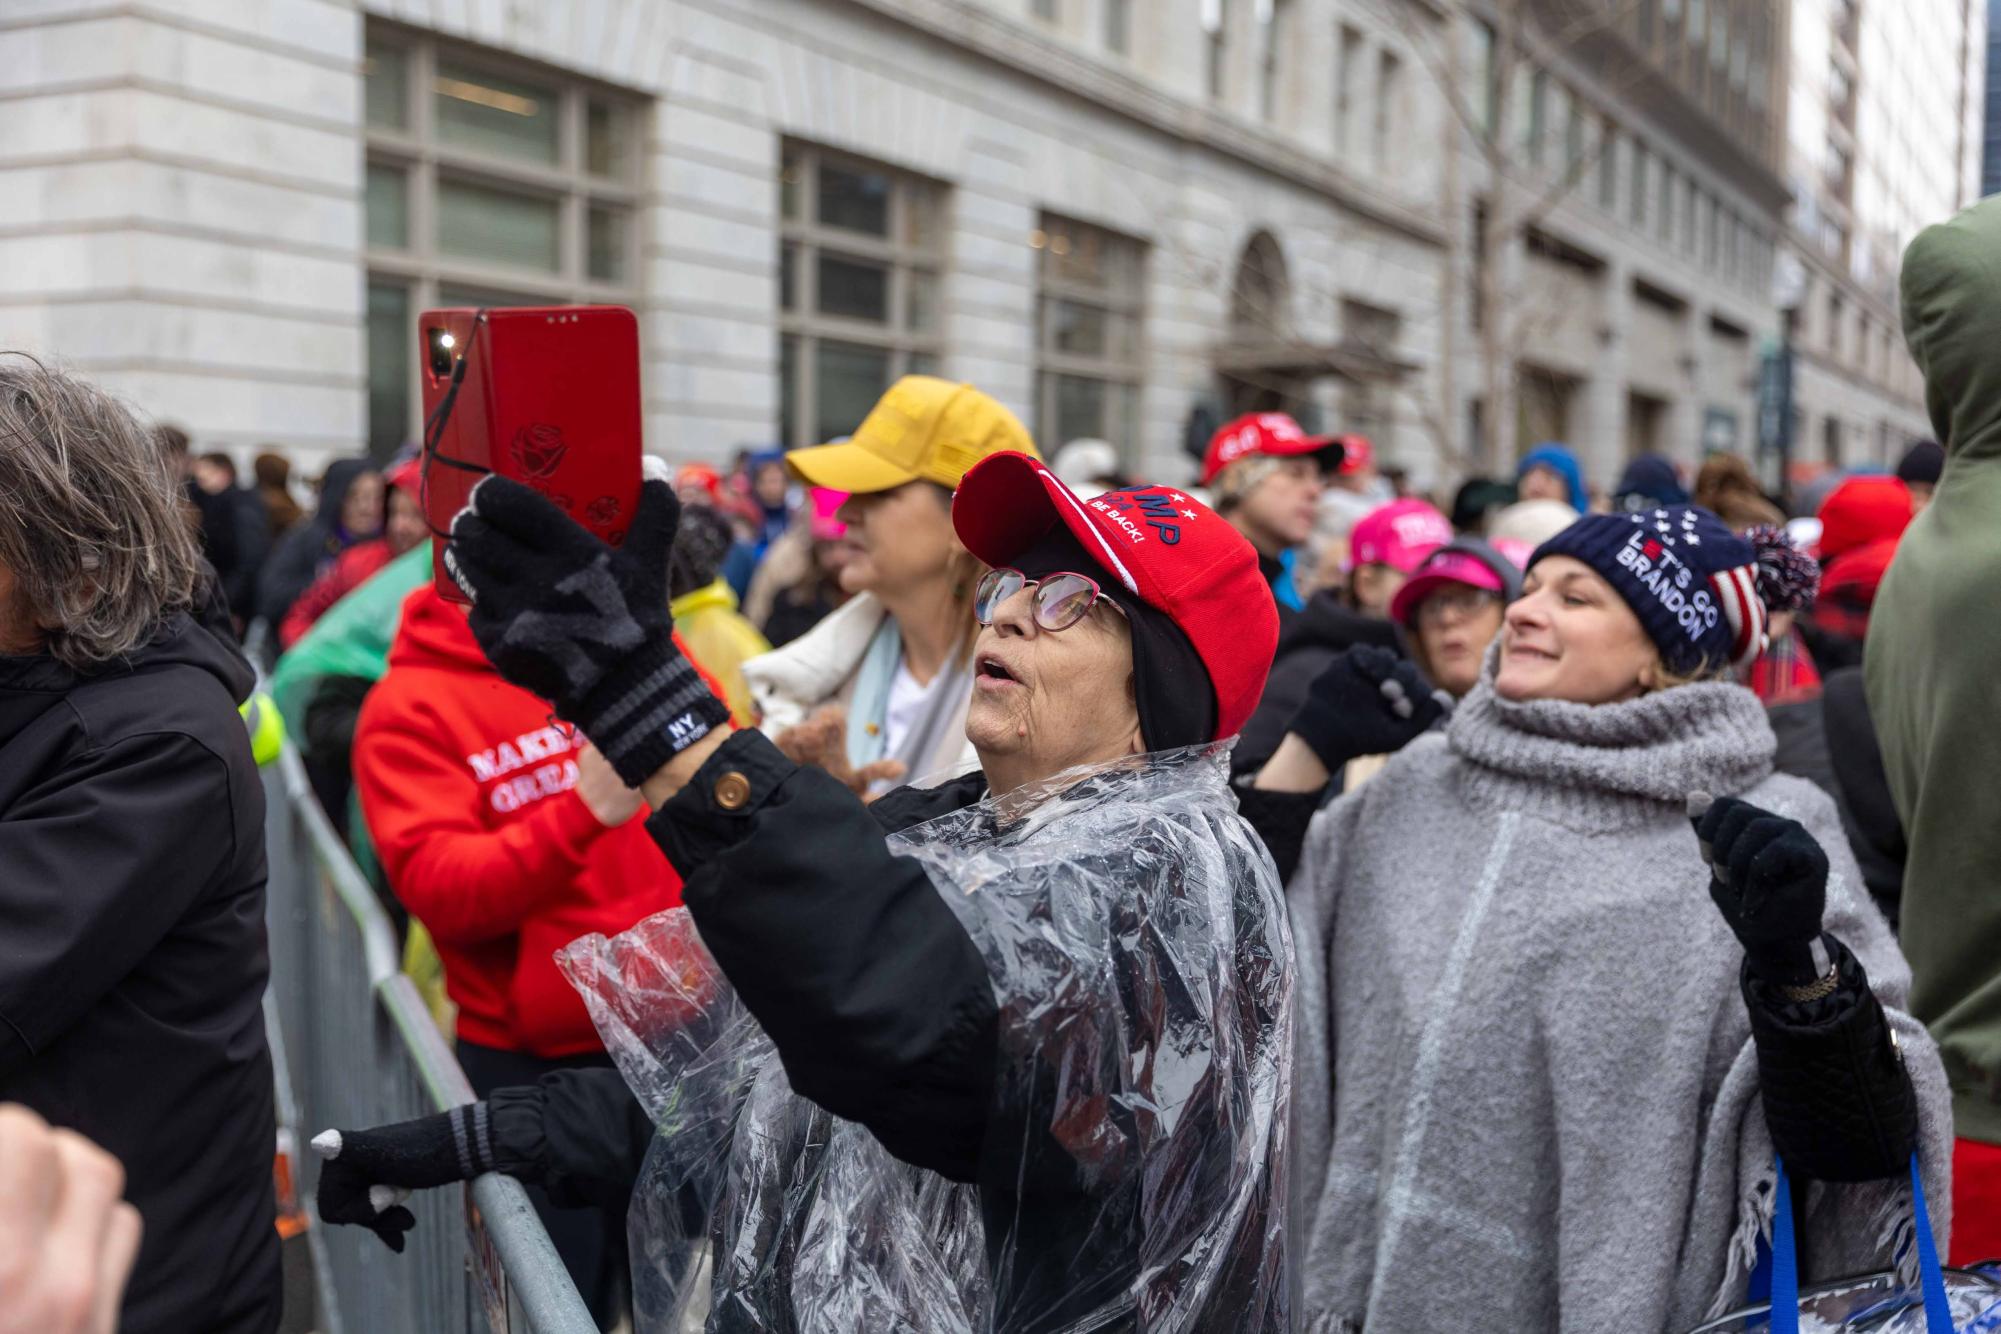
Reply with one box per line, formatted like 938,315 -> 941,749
418,305 -> 644,602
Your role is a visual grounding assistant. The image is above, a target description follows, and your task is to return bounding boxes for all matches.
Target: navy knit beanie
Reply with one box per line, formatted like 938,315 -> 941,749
1531,506 -> 1768,674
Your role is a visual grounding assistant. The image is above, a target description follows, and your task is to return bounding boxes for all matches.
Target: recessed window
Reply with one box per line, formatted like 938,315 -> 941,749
778,144 -> 946,449
1034,214 -> 1147,462
361,29 -> 640,460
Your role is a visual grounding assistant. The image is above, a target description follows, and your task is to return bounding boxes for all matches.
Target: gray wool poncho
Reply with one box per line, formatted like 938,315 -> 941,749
1287,666 -> 1953,1334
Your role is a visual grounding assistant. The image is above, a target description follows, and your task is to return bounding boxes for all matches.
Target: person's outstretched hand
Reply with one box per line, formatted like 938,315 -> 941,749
772,706 -> 907,801
311,1105 -> 498,1254
0,1104 -> 142,1334
1287,643 -> 1453,773
446,477 -> 729,786
1689,794 -> 1829,986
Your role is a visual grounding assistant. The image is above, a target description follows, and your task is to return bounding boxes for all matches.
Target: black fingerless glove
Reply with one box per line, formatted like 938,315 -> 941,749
310,1103 -> 497,1253
1691,794 -> 1829,987
446,476 -> 729,786
1287,643 -> 1451,773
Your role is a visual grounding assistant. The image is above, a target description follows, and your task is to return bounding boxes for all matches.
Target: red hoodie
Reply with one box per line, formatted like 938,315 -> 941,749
354,585 -> 688,1057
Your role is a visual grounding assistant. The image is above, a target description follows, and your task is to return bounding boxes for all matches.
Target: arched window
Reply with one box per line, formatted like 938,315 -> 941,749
1229,230 -> 1291,341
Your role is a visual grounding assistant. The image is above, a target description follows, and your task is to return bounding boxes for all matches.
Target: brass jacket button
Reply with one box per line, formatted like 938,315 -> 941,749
713,771 -> 752,811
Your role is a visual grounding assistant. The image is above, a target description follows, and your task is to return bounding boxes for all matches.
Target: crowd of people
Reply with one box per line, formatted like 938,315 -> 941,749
2,192 -> 1999,1334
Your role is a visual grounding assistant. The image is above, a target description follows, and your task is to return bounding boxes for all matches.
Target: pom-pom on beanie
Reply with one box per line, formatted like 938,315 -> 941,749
1531,506 -> 1768,675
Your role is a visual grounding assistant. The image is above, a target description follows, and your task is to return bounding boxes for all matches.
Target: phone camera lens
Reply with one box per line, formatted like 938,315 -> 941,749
427,328 -> 457,377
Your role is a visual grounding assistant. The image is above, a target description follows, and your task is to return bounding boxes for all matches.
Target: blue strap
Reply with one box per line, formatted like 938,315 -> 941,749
1911,1151 -> 1954,1330
1764,1151 -> 1951,1334
1770,1155 -> 1799,1333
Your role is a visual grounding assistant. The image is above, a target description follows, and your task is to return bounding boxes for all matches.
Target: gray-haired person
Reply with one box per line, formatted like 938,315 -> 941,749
0,357 -> 279,1332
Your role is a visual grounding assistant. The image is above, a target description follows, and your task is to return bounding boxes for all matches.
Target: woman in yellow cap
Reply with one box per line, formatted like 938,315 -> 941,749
741,375 -> 1038,791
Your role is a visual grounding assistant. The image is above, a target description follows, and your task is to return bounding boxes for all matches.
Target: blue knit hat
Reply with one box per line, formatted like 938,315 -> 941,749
1530,506 -> 1769,674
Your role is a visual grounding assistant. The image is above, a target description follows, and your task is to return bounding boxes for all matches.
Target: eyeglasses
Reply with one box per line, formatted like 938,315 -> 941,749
1415,585 -> 1503,628
973,567 -> 1119,631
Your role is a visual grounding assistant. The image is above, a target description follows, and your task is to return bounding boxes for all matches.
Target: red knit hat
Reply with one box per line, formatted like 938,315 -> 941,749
1199,412 -> 1335,486
952,452 -> 1278,740
1815,477 -> 1913,565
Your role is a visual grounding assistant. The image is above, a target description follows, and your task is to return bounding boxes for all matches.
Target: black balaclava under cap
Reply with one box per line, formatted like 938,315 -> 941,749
1002,527 -> 1216,752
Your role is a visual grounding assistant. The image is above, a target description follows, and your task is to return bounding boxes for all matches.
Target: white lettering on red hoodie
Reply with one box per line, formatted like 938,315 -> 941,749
355,585 -> 689,1057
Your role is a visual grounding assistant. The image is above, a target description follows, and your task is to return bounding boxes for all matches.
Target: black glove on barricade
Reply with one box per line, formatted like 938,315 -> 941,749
310,1104 -> 496,1253
1286,643 -> 1453,773
445,476 -> 729,787
1690,794 -> 1829,987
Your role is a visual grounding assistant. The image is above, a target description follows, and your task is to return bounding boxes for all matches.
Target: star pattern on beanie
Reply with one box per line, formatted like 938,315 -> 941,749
1538,506 -> 1768,675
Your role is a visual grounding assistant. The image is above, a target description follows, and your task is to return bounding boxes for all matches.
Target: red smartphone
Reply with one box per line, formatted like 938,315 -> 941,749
418,304 -> 644,602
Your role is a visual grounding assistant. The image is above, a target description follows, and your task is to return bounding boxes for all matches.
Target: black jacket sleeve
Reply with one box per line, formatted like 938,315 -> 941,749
1232,781 -> 1323,884
645,729 -> 999,1182
1746,934 -> 1918,1182
487,1066 -> 655,1211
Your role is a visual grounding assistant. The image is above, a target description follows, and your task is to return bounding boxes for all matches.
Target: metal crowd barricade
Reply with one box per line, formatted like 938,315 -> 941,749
262,743 -> 599,1334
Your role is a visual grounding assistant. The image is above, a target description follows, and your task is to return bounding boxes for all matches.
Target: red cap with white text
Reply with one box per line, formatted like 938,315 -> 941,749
952,451 -> 1278,740
1199,412 -> 1338,486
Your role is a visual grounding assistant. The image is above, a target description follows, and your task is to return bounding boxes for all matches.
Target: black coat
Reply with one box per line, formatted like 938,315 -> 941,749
1233,590 -> 1404,775
0,616 -> 280,1334
1768,666 -> 1906,931
492,731 -> 1284,1330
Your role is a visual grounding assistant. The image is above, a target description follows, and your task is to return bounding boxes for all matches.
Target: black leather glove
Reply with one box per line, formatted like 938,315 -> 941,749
1690,794 -> 1828,986
1286,644 -> 1452,773
309,1104 -> 497,1253
445,476 -> 729,786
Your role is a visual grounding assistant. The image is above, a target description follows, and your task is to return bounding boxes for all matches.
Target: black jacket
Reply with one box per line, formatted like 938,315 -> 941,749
1768,667 -> 1906,931
491,738 -> 996,1195
0,616 -> 279,1333
492,733 -> 1284,1330
1233,590 -> 1403,775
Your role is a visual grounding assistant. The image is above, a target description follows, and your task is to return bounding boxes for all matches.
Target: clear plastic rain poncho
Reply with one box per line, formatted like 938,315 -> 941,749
557,744 -> 1292,1333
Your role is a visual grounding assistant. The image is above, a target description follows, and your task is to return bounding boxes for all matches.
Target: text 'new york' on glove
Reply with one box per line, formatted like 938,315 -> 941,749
1687,792 -> 1830,987
309,1104 -> 496,1253
1288,643 -> 1454,773
444,475 -> 730,787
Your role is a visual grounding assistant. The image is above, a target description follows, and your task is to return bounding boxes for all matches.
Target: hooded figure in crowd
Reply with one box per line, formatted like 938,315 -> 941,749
1515,441 -> 1589,513
277,457 -> 428,649
1612,451 -> 1691,513
1249,505 -> 1948,1332
1866,191 -> 2001,1264
257,457 -> 384,628
310,451 -> 1293,1331
0,359 -> 278,1333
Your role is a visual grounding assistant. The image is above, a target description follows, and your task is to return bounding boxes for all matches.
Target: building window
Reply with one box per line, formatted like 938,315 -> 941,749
362,30 -> 641,459
1374,49 -> 1403,171
1526,68 -> 1548,165
1034,215 -> 1146,461
1598,121 -> 1620,209
1474,22 -> 1499,133
1335,24 -> 1364,155
1657,163 -> 1674,243
1629,142 -> 1649,226
1563,86 -> 1585,171
1260,0 -> 1288,123
1204,0 -> 1228,100
1104,0 -> 1130,53
778,144 -> 946,449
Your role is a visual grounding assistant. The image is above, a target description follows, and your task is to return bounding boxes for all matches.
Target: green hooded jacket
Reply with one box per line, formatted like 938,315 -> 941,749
1866,194 -> 2001,1142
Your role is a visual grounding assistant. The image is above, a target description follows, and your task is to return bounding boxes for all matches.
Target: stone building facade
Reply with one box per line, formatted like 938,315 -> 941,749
1,0 -> 1974,494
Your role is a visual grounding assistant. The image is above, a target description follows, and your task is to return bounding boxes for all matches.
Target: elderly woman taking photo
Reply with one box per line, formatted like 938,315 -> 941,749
1253,506 -> 1951,1332
0,358 -> 277,1332
313,453 -> 1293,1331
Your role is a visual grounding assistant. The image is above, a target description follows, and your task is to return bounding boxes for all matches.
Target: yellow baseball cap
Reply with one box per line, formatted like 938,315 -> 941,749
785,375 -> 1039,494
